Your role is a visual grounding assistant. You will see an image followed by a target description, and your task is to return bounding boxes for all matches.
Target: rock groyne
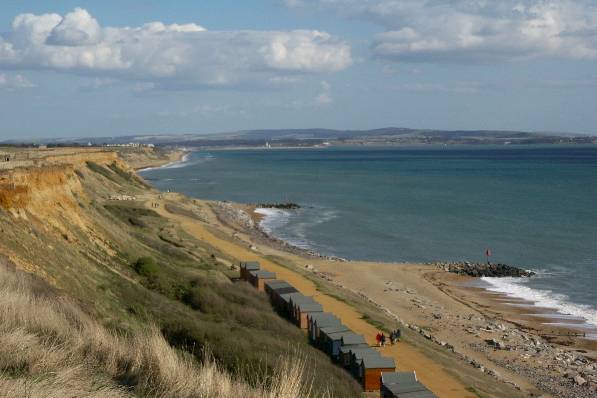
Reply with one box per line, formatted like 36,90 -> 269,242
435,262 -> 536,278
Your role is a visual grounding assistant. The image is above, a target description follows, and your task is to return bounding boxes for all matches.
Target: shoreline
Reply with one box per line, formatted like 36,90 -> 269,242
136,150 -> 191,172
247,203 -> 597,338
138,154 -> 597,396
209,201 -> 596,397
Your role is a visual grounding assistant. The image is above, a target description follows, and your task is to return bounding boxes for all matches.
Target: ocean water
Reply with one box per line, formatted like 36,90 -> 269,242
141,146 -> 597,325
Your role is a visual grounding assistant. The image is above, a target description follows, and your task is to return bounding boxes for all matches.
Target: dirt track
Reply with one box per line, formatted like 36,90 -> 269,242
150,195 -> 476,398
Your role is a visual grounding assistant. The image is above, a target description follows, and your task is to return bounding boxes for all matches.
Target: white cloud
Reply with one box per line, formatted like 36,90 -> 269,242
0,73 -> 34,90
0,8 -> 352,87
288,0 -> 597,63
315,80 -> 333,106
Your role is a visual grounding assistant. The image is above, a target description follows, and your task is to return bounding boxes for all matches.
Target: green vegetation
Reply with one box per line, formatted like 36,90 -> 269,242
0,159 -> 360,397
108,162 -> 150,188
0,264 -> 328,398
132,256 -> 159,277
86,161 -> 114,179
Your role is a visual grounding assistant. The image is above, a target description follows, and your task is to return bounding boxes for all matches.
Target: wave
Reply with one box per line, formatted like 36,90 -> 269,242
481,276 -> 597,327
254,206 -> 339,251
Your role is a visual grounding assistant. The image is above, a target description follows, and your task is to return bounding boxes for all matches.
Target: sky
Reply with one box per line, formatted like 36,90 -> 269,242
0,0 -> 596,140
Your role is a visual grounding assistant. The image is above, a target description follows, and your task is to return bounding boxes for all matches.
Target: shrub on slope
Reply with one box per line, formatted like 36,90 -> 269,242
0,264 -> 327,398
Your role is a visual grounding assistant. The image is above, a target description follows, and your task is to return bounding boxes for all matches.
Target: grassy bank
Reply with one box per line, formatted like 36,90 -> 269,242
0,149 -> 360,397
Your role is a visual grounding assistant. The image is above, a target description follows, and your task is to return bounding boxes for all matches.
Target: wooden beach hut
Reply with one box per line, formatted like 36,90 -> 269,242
264,280 -> 294,298
339,344 -> 370,368
359,355 -> 396,391
289,294 -> 317,323
319,325 -> 351,353
247,270 -> 276,291
327,331 -> 366,360
380,372 -> 437,398
349,348 -> 381,378
307,312 -> 341,342
240,261 -> 260,281
295,301 -> 323,329
264,280 -> 298,309
279,292 -> 308,319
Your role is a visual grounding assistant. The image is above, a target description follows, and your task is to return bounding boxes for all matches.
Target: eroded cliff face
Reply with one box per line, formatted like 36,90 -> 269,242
0,149 -> 148,280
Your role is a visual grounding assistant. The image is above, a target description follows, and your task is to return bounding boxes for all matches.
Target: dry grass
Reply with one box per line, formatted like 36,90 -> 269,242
0,265 -> 328,398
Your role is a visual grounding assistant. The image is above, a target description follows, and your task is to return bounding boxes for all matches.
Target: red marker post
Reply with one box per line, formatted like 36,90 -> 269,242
485,248 -> 492,265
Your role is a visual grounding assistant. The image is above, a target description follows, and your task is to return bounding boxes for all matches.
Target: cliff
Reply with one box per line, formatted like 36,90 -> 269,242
0,147 -> 359,397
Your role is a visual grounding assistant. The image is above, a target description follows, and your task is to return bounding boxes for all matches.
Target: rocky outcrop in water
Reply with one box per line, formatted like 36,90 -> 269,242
435,262 -> 536,277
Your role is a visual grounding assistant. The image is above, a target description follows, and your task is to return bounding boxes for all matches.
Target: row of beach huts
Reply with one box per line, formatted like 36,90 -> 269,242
240,261 -> 437,397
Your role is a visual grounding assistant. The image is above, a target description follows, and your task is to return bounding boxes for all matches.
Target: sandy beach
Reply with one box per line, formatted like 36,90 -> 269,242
179,193 -> 597,397
132,152 -> 596,397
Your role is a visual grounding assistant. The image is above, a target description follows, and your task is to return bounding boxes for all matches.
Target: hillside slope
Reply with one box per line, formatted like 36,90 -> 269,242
0,148 -> 359,397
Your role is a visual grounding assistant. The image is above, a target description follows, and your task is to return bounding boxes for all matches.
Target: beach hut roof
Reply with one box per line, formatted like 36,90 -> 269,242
310,313 -> 341,325
296,302 -> 323,312
308,312 -> 332,321
339,343 -> 369,354
240,261 -> 260,270
381,372 -> 438,397
386,386 -> 437,398
276,286 -> 299,295
320,325 -> 350,335
381,372 -> 418,386
291,295 -> 318,305
264,280 -> 289,288
326,331 -> 359,341
361,355 -> 395,369
352,348 -> 380,361
265,281 -> 296,292
249,270 -> 276,279
341,333 -> 367,346
287,294 -> 311,306
279,292 -> 304,304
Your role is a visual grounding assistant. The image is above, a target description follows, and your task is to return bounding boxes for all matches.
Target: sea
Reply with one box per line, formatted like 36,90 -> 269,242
140,145 -> 597,328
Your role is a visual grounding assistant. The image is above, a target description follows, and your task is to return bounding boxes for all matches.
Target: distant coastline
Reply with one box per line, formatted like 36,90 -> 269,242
137,150 -> 191,173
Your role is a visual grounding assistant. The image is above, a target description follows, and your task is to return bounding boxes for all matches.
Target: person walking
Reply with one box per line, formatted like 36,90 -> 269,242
375,332 -> 382,347
381,333 -> 386,347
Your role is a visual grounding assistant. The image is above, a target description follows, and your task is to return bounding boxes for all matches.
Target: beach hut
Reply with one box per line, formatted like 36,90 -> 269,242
295,301 -> 323,329
307,312 -> 341,342
240,261 -> 260,281
359,355 -> 396,391
327,331 -> 366,360
264,280 -> 298,308
264,280 -> 297,299
279,292 -> 308,319
248,270 -> 276,291
319,325 -> 351,353
380,372 -> 437,398
339,344 -> 370,368
350,348 -> 381,378
289,294 -> 317,323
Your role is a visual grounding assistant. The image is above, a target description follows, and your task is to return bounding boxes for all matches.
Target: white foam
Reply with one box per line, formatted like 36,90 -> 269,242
254,206 -> 338,251
481,276 -> 597,327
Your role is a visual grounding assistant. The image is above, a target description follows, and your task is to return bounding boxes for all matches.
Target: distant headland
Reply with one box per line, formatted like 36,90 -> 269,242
3,127 -> 596,149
